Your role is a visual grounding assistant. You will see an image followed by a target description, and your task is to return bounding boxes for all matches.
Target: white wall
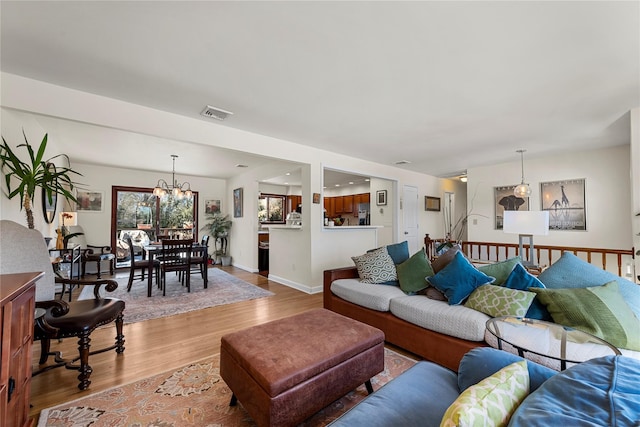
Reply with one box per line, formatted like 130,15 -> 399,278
630,108 -> 640,282
467,145 -> 632,251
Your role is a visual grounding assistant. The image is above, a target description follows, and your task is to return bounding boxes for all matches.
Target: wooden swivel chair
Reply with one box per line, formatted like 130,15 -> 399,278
0,220 -> 125,390
125,235 -> 160,297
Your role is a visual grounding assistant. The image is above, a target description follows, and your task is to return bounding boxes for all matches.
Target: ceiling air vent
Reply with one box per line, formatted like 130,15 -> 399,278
200,105 -> 234,121
394,160 -> 411,165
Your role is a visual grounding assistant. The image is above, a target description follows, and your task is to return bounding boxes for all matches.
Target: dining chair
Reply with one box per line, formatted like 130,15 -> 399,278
159,239 -> 193,296
125,235 -> 160,297
189,235 -> 210,287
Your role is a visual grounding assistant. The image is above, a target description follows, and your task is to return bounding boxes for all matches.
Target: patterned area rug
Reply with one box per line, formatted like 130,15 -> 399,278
38,347 -> 416,427
78,267 -> 274,324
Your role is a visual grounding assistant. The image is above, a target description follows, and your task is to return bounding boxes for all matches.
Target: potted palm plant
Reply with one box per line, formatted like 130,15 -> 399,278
1,132 -> 81,229
201,212 -> 232,265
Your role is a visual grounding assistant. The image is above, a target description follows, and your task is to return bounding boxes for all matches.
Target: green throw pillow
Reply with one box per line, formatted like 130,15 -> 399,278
477,257 -> 521,285
465,285 -> 535,318
530,281 -> 640,351
351,247 -> 397,284
396,250 -> 434,294
440,360 -> 530,427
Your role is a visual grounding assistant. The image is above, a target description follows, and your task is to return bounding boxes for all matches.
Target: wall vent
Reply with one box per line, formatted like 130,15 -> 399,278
200,105 -> 234,121
394,160 -> 411,165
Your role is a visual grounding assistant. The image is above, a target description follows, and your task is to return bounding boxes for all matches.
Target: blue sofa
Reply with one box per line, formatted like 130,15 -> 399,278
330,347 -> 640,427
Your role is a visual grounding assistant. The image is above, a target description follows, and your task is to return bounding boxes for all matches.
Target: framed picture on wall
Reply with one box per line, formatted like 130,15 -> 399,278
205,199 -> 221,214
540,179 -> 586,231
494,185 -> 530,229
376,190 -> 387,206
76,190 -> 104,212
425,196 -> 441,212
233,188 -> 243,218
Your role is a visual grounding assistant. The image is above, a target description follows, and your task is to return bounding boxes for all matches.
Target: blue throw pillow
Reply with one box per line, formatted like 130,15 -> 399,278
502,264 -> 550,320
367,241 -> 410,265
538,252 -> 640,319
427,252 -> 495,305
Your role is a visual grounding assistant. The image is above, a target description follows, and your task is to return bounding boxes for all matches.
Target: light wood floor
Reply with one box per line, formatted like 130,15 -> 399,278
29,266 -> 324,422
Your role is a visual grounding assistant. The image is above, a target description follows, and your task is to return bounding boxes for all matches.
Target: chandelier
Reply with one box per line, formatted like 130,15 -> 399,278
513,149 -> 532,198
153,155 -> 193,199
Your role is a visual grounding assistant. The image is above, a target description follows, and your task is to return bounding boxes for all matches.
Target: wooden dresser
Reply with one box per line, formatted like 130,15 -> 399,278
1,272 -> 43,427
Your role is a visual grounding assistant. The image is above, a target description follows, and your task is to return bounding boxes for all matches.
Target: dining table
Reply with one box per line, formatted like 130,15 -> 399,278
142,242 -> 209,294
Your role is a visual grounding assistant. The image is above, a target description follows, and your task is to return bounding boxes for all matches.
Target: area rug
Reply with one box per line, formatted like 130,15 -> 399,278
38,347 -> 417,427
78,268 -> 274,324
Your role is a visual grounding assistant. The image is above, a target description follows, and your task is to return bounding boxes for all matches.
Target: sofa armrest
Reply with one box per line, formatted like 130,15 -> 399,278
323,267 -> 358,308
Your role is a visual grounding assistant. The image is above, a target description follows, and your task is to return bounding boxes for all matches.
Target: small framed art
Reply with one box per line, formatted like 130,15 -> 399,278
376,190 -> 387,206
425,196 -> 441,212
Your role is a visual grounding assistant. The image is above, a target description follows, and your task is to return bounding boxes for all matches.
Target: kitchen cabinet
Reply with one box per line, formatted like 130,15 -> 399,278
324,197 -> 335,218
342,195 -> 354,213
1,272 -> 41,427
334,196 -> 344,214
287,195 -> 302,214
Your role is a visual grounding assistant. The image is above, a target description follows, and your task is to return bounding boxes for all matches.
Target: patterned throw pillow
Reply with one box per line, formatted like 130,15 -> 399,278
351,247 -> 398,284
441,361 -> 530,427
465,285 -> 536,318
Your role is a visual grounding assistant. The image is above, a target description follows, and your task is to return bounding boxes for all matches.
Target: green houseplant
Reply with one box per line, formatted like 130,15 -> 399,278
1,132 -> 81,229
201,212 -> 232,264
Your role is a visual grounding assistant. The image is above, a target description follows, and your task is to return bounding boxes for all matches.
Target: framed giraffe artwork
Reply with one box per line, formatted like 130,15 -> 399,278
540,179 -> 586,231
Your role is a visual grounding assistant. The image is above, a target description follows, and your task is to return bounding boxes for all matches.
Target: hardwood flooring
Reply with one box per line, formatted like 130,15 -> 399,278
29,266 -> 324,422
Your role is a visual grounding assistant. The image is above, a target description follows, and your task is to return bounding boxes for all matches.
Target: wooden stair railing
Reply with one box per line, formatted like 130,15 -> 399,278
424,234 -> 635,278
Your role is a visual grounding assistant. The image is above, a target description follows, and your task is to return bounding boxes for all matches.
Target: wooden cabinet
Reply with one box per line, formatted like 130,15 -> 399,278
287,195 -> 302,214
1,272 -> 41,427
324,197 -> 335,218
334,196 -> 344,214
342,195 -> 354,213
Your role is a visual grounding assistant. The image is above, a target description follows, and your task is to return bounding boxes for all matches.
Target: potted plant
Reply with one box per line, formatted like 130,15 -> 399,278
201,212 -> 232,265
1,132 -> 81,229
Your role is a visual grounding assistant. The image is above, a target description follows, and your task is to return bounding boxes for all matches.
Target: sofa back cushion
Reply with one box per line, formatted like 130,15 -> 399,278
509,355 -> 640,427
537,252 -> 640,319
457,347 -> 556,394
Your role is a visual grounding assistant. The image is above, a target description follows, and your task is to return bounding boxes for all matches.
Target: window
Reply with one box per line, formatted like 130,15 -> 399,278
258,193 -> 285,223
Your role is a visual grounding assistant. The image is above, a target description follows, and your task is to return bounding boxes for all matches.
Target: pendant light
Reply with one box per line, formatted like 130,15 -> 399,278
152,155 -> 193,199
513,149 -> 531,198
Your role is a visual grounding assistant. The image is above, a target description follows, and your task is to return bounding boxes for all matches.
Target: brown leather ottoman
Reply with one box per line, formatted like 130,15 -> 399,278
220,308 -> 385,427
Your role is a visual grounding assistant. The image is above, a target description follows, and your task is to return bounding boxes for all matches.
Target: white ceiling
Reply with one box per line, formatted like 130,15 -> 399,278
1,1 -> 638,179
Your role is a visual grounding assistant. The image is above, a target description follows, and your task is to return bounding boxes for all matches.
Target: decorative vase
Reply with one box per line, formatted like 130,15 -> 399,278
55,229 -> 64,250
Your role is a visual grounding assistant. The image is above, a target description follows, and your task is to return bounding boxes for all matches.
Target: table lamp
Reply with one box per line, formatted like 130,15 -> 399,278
503,211 -> 549,267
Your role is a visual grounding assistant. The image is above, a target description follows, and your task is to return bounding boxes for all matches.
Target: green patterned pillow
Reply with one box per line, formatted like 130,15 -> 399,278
530,281 -> 640,351
465,285 -> 536,318
477,257 -> 521,285
352,247 -> 398,284
440,361 -> 530,427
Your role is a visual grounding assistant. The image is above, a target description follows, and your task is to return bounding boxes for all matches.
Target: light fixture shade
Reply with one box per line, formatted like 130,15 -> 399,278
503,211 -> 549,236
513,183 -> 531,198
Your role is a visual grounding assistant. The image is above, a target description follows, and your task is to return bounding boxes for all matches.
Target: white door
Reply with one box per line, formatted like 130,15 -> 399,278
402,185 -> 419,253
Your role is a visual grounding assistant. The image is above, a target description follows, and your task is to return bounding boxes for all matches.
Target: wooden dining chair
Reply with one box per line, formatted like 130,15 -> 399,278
189,235 -> 210,287
125,235 -> 160,297
159,239 -> 193,296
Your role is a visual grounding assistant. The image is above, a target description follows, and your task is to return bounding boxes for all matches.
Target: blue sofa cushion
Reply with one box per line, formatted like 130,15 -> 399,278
508,355 -> 640,427
329,361 -> 459,427
458,347 -> 556,393
502,263 -> 550,320
427,252 -> 495,305
537,252 -> 640,319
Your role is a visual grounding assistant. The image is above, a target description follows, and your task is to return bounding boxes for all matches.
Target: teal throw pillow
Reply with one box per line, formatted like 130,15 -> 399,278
477,257 -> 521,285
427,251 -> 495,305
502,264 -> 550,320
465,285 -> 536,318
396,249 -> 434,294
537,252 -> 640,319
366,240 -> 410,265
530,281 -> 640,351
